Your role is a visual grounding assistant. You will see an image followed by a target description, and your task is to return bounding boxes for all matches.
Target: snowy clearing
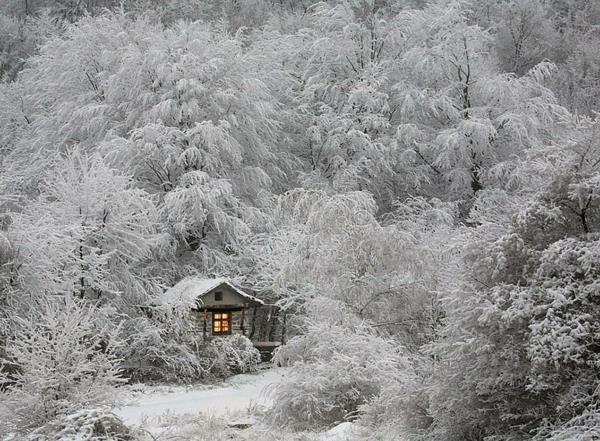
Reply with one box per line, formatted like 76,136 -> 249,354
115,367 -> 286,427
114,368 -> 363,440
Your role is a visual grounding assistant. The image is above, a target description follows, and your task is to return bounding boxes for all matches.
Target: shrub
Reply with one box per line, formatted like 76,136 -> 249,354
117,312 -> 205,383
268,322 -> 413,431
198,334 -> 261,379
7,407 -> 133,441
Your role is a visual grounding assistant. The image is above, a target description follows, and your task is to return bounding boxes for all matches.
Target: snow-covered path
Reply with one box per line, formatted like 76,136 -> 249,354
115,368 -> 286,426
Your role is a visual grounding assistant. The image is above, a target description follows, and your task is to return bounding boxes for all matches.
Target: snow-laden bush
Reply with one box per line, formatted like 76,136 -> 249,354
117,311 -> 206,383
536,404 -> 600,441
357,354 -> 433,441
0,298 -> 125,436
198,334 -> 261,379
269,321 -> 414,431
5,407 -> 132,441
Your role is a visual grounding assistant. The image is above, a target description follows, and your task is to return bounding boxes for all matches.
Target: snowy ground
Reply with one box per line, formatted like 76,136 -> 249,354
116,367 -> 285,426
115,367 -> 361,441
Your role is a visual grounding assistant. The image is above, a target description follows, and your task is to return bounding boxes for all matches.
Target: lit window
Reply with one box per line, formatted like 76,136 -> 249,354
212,312 -> 231,335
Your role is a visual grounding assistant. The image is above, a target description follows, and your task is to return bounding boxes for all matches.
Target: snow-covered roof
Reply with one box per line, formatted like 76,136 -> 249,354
160,277 -> 264,307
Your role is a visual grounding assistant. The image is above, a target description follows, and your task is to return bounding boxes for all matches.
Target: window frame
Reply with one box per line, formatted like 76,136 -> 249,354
212,311 -> 232,335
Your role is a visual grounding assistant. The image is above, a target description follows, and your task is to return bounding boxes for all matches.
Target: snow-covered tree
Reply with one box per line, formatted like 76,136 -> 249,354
393,1 -> 568,204
0,297 -> 124,436
238,189 -> 453,346
5,149 -> 159,300
274,1 -> 425,207
552,32 -> 600,116
0,149 -> 204,381
0,12 -> 288,277
493,0 -> 559,75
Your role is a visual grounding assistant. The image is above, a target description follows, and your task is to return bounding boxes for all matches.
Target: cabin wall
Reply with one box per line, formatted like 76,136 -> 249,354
189,309 -> 249,338
188,305 -> 285,345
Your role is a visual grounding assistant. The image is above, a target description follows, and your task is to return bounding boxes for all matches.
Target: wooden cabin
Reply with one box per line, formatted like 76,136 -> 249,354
162,277 -> 265,339
161,277 -> 285,359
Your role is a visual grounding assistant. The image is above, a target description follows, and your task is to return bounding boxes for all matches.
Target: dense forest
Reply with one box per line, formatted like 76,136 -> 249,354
0,0 -> 599,440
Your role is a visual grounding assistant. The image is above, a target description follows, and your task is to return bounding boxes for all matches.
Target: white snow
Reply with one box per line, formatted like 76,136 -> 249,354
114,368 -> 365,440
115,368 -> 285,426
320,422 -> 361,440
